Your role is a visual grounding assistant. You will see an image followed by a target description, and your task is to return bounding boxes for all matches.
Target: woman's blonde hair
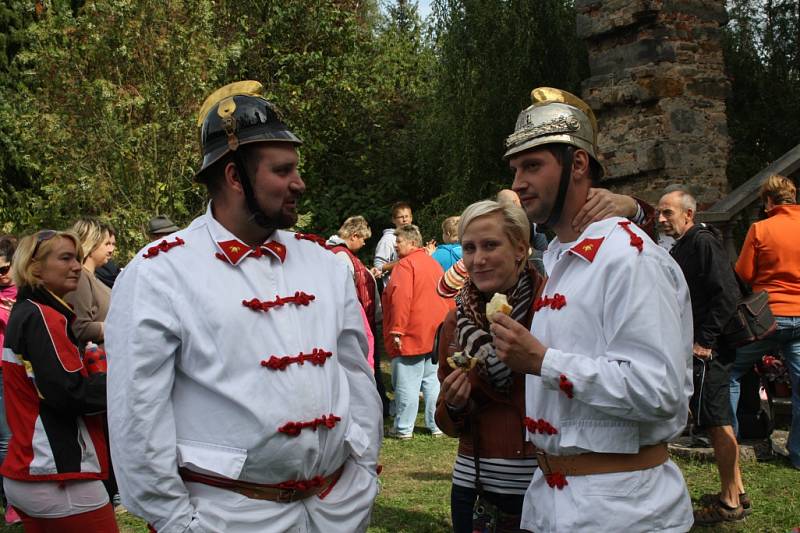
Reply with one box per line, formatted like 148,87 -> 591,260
71,218 -> 110,260
12,230 -> 83,289
395,224 -> 423,247
458,200 -> 530,271
337,216 -> 372,240
760,174 -> 797,206
441,216 -> 460,243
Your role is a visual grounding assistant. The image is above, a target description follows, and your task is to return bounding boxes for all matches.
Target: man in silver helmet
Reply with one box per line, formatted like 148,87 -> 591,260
105,81 -> 382,532
491,87 -> 694,532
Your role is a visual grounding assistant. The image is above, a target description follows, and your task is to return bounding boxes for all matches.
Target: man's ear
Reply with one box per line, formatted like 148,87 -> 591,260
571,149 -> 590,182
223,161 -> 244,195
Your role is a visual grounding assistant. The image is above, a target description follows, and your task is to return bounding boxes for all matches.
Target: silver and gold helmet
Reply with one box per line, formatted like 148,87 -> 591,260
504,87 -> 604,178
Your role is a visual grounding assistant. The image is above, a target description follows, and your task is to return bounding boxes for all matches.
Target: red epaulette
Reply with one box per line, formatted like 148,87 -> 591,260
617,221 -> 643,253
143,237 -> 185,259
294,232 -> 333,251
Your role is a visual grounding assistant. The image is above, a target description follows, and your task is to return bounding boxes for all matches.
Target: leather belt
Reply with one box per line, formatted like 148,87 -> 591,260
179,465 -> 344,503
535,443 -> 669,477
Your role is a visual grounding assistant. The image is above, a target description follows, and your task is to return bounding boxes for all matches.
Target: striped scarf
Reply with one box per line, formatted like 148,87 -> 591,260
455,268 -> 534,392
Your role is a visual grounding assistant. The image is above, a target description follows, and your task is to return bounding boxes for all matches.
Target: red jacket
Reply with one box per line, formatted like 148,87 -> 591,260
1,286 -> 108,482
382,249 -> 453,357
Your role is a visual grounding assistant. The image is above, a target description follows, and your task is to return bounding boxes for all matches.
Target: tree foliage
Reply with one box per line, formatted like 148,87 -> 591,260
410,0 -> 587,237
723,0 -> 800,187
0,0 -> 236,251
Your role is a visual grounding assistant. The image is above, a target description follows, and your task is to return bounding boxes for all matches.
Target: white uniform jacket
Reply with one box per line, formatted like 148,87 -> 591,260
105,206 -> 382,533
521,217 -> 694,533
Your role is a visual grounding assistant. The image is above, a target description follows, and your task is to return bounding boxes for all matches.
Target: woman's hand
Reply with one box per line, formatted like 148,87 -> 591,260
441,367 -> 471,409
491,313 -> 547,375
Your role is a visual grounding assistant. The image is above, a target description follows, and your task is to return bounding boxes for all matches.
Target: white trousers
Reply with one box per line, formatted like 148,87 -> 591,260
520,459 -> 693,533
182,457 -> 378,533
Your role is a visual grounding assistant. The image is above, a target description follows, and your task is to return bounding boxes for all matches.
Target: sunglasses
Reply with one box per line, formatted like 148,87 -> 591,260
0,265 -> 9,276
32,229 -> 58,259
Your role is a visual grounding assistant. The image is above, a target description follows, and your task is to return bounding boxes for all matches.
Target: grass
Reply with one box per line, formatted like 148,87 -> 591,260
2,362 -> 797,532
2,418 -> 796,533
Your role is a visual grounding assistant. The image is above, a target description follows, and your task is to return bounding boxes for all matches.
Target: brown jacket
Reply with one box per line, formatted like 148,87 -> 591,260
434,269 -> 543,459
65,267 -> 111,344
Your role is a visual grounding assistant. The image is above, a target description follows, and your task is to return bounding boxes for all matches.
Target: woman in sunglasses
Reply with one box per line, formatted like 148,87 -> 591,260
1,230 -> 117,532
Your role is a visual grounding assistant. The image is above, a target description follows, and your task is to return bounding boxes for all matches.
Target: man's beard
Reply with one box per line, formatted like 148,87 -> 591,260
250,201 -> 299,231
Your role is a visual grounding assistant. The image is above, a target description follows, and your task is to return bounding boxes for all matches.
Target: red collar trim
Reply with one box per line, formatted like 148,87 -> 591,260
568,237 -> 604,263
215,239 -> 287,265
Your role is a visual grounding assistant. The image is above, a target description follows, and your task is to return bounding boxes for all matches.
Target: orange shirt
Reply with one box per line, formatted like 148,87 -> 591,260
735,204 -> 800,316
382,249 -> 453,357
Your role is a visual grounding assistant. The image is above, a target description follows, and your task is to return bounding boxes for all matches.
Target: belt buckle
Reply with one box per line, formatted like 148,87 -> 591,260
276,487 -> 298,503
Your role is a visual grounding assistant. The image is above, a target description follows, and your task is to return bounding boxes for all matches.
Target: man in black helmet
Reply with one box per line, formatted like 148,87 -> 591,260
491,88 -> 694,532
105,81 -> 382,533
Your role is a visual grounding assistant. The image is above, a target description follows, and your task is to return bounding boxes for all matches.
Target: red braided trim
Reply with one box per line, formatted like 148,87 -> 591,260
260,349 -> 333,370
523,416 -> 558,435
143,237 -> 185,258
294,232 -> 332,250
242,291 -> 315,312
545,471 -> 568,489
617,221 -> 643,253
278,414 -> 341,436
559,374 -> 575,399
533,293 -> 567,311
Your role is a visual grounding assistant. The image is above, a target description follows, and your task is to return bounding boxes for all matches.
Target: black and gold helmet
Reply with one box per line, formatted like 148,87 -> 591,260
195,80 -> 302,182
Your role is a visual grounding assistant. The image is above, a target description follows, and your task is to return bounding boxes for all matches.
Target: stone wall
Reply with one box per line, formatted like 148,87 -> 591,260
576,0 -> 730,206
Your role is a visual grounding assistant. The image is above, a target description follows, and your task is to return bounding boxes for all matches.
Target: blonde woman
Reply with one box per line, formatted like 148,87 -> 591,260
1,230 -> 116,532
65,219 -> 115,344
436,200 -> 542,532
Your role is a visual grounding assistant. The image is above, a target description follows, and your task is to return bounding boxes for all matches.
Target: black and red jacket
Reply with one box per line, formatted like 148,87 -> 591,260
1,285 -> 108,481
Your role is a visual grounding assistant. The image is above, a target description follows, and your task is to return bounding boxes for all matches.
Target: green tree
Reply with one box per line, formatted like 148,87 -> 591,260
411,0 -> 588,237
219,0 -> 436,247
723,0 -> 800,187
0,0 -> 238,252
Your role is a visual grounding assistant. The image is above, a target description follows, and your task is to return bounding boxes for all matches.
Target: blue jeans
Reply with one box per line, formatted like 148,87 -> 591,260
390,355 -> 440,436
729,316 -> 800,468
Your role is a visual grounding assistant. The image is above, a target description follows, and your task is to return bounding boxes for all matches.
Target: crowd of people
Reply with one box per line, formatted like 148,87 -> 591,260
0,80 -> 797,533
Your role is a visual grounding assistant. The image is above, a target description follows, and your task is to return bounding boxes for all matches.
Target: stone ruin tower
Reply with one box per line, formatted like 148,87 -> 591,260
576,1 -> 730,206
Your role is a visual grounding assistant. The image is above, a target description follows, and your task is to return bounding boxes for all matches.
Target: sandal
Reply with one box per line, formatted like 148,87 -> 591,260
697,491 -> 752,516
693,498 -> 747,525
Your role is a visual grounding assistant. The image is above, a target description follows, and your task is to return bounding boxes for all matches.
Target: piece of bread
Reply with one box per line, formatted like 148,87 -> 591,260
487,293 -> 512,322
447,351 -> 479,371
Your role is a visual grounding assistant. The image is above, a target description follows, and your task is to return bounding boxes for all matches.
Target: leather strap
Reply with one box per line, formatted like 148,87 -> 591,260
179,465 -> 344,503
535,443 -> 669,477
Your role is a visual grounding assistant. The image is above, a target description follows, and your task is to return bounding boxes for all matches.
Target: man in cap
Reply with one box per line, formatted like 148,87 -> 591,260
491,87 -> 694,532
147,214 -> 180,242
105,81 -> 382,532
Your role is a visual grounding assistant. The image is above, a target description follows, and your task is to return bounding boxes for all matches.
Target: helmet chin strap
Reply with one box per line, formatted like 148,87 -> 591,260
232,150 -> 278,235
540,147 -> 574,231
